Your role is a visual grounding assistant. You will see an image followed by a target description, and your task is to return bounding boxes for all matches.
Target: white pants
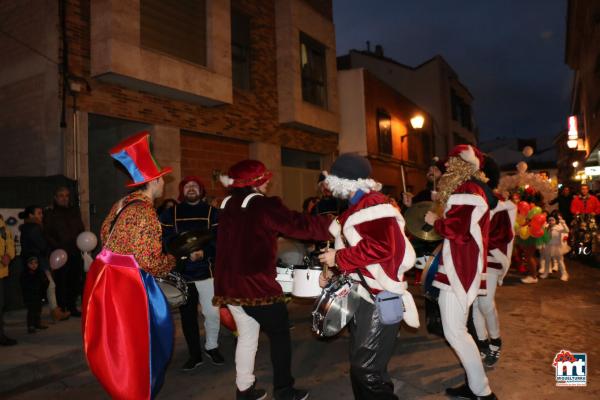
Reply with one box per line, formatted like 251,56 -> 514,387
439,289 -> 492,396
228,305 -> 260,391
44,270 -> 57,310
473,272 -> 500,340
194,278 -> 220,350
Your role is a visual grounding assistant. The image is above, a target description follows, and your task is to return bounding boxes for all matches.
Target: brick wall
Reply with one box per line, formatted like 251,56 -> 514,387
65,0 -> 337,154
180,132 -> 250,198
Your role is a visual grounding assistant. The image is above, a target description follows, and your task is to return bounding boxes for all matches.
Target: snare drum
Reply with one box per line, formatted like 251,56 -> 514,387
155,272 -> 189,308
312,274 -> 360,337
276,264 -> 294,294
292,264 -> 323,298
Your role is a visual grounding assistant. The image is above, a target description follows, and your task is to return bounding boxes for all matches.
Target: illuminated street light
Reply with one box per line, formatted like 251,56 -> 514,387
567,139 -> 578,149
410,115 -> 425,129
572,161 -> 579,168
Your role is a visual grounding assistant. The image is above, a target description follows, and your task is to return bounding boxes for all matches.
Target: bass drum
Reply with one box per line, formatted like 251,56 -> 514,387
312,274 -> 360,338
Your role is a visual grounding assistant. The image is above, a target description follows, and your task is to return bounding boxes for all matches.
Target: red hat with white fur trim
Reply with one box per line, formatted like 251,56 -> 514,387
219,159 -> 273,188
447,144 -> 484,170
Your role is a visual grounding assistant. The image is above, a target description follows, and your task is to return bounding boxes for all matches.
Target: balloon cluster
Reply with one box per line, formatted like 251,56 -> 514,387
515,201 -> 551,245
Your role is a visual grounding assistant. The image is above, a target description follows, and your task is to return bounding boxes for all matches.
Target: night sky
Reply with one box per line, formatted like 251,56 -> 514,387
333,0 -> 572,146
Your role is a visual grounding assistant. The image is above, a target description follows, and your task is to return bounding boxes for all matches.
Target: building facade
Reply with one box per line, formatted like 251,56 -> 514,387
338,48 -> 477,158
338,68 -> 430,198
0,0 -> 340,231
564,0 -> 600,189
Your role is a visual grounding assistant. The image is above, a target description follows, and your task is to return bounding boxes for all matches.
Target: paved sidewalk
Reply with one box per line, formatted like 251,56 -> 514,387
2,259 -> 599,399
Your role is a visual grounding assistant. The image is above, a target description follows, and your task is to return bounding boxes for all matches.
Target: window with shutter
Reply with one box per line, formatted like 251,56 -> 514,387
140,0 -> 207,66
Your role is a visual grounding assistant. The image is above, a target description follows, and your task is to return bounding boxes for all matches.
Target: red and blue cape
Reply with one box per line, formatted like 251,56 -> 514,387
82,249 -> 173,399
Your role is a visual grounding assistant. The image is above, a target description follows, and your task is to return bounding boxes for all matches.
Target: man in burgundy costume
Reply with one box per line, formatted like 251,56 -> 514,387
319,153 -> 419,400
213,159 -> 331,400
424,144 -> 497,400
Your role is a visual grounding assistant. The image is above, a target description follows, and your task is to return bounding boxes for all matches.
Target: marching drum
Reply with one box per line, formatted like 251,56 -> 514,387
275,262 -> 294,294
312,274 -> 360,337
292,264 -> 323,298
155,272 -> 189,308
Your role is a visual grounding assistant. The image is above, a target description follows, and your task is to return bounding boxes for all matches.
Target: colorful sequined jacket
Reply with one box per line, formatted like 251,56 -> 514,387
100,192 -> 175,277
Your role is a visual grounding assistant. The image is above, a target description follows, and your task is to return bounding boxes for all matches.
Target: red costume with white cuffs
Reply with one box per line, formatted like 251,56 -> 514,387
330,191 -> 419,328
432,180 -> 491,310
486,197 -> 516,285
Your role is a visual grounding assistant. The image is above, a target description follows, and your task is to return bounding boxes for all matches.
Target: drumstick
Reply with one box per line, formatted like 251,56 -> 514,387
401,164 -> 407,194
323,241 -> 329,277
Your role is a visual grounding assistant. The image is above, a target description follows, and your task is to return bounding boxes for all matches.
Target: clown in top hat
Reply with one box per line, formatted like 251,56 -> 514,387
82,131 -> 176,400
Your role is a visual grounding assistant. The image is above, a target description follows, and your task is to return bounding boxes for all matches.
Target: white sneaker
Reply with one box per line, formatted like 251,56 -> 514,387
521,276 -> 538,284
560,273 -> 569,282
539,273 -> 549,279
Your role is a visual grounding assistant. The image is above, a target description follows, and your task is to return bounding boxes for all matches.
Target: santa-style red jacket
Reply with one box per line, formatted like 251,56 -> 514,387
213,192 -> 331,306
433,181 -> 490,311
570,194 -> 600,215
486,197 -> 516,285
329,191 -> 419,328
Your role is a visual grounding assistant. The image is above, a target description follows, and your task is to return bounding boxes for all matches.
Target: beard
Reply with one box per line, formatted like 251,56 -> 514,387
184,191 -> 201,203
436,157 -> 487,209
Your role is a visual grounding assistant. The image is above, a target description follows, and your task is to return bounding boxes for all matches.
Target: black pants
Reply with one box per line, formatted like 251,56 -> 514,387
55,251 -> 82,311
243,302 -> 294,391
349,298 -> 399,400
25,300 -> 42,328
180,282 -> 202,357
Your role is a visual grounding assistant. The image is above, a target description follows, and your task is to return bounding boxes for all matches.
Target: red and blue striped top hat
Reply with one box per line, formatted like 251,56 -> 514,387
110,131 -> 172,187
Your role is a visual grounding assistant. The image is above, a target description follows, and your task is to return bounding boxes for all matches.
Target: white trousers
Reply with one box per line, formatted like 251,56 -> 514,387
473,272 -> 500,340
439,289 -> 492,396
228,305 -> 261,391
194,278 -> 220,350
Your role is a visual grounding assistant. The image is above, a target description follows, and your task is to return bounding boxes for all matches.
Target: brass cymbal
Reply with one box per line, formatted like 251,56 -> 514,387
167,230 -> 212,258
404,201 -> 442,242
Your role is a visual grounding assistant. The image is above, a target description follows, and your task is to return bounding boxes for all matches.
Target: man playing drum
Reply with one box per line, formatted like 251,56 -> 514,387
424,144 -> 497,400
160,176 -> 224,370
213,159 -> 331,400
319,153 -> 419,400
82,132 -> 176,400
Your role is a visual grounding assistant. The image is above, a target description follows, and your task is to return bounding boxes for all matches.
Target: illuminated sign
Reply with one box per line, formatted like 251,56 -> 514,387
584,166 -> 600,176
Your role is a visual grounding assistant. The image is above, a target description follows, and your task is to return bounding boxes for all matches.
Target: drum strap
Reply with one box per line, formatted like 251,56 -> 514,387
354,269 -> 375,300
105,200 -> 143,246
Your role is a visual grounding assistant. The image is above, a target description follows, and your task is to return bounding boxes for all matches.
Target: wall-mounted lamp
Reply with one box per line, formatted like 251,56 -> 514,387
410,115 -> 425,130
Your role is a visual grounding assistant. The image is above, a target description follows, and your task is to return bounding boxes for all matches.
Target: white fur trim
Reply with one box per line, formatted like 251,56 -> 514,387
219,175 -> 234,187
489,200 -> 517,285
459,145 -> 480,169
328,203 -> 419,327
324,174 -> 382,199
440,193 -> 488,312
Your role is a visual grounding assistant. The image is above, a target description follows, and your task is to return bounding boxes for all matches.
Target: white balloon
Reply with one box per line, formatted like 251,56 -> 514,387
516,161 -> 528,174
522,146 -> 534,157
77,231 -> 98,252
82,251 -> 94,272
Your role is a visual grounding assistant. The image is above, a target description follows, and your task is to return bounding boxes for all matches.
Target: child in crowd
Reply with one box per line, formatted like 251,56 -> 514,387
540,211 -> 570,281
20,256 -> 49,333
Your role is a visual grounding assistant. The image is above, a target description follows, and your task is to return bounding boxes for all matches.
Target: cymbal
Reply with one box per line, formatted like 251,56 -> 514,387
404,201 -> 442,242
167,230 -> 212,258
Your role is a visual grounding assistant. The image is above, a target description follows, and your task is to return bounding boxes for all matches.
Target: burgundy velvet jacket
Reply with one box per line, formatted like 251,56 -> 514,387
213,192 -> 331,306
487,197 -> 516,284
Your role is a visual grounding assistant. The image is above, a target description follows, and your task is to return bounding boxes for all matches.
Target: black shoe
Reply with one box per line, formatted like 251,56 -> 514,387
274,387 -> 309,400
34,324 -> 49,330
476,339 -> 489,359
205,348 -> 225,365
236,382 -> 267,400
27,326 -> 37,334
445,383 -> 497,400
484,338 -> 501,367
0,336 -> 17,346
69,309 -> 82,317
445,383 -> 474,398
181,356 -> 203,371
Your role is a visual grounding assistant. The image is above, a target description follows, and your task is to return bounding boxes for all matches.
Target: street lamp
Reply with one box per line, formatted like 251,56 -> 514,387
567,139 -> 578,149
410,115 -> 425,130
